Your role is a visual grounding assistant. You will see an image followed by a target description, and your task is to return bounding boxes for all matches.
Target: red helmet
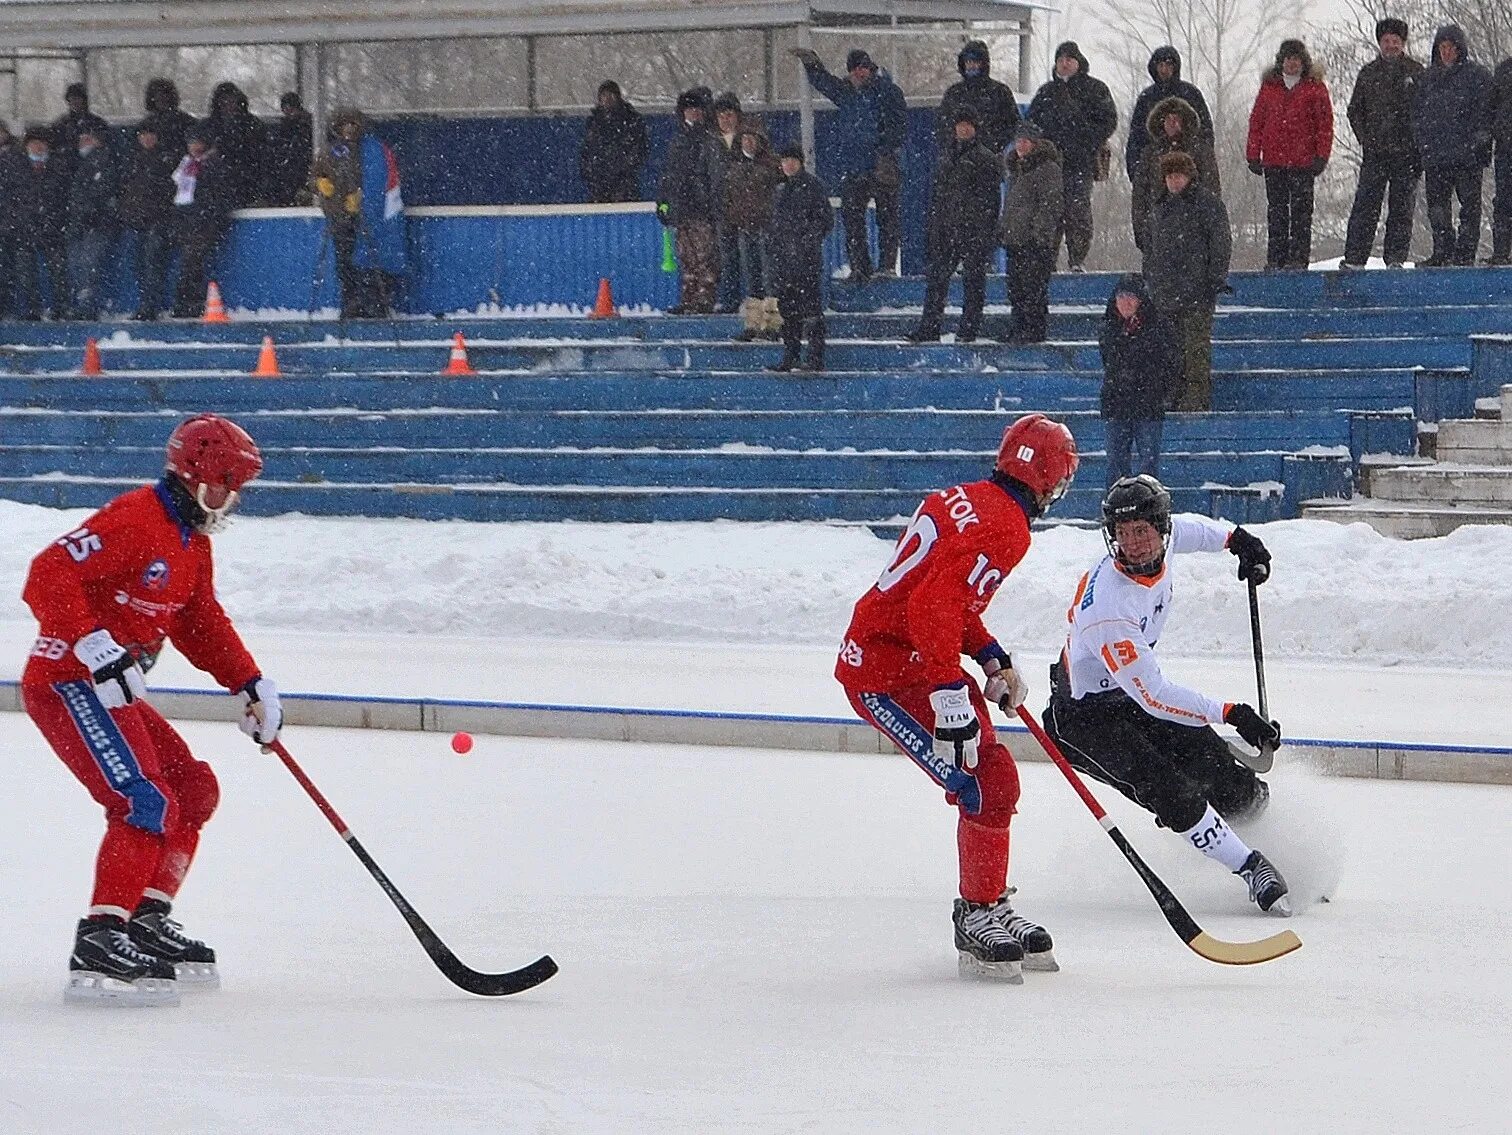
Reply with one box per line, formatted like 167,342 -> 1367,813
165,414 -> 262,528
994,414 -> 1079,513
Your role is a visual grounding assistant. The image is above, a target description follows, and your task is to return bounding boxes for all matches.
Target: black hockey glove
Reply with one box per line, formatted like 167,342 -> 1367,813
1225,702 -> 1281,750
1228,526 -> 1271,585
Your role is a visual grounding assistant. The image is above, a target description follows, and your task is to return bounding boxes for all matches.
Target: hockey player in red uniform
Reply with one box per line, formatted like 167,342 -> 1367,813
22,414 -> 282,1005
835,413 -> 1079,982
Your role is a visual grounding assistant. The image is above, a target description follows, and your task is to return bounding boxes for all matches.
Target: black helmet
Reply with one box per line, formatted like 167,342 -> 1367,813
1102,474 -> 1172,576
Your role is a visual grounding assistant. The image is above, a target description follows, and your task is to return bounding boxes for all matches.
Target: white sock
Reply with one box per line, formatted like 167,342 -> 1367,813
1177,804 -> 1253,872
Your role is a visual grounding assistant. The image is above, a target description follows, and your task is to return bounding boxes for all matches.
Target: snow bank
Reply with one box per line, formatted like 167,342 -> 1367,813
1,500 -> 1507,668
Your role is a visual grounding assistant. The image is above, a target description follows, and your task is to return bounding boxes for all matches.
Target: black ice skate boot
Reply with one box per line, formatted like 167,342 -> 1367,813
952,898 -> 1024,983
1236,850 -> 1292,917
990,890 -> 1059,972
68,916 -> 180,1006
130,898 -> 219,989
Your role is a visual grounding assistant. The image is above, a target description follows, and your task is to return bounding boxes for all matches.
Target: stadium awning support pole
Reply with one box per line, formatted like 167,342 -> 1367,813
798,19 -> 815,169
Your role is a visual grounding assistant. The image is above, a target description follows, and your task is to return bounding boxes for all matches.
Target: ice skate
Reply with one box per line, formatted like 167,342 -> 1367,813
952,898 -> 1024,983
129,899 -> 220,989
991,891 -> 1058,972
1236,850 -> 1292,917
67,917 -> 180,1006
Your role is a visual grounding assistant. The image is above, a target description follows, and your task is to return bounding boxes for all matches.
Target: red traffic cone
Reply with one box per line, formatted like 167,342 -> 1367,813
203,280 -> 230,324
589,277 -> 618,319
251,335 -> 281,377
80,337 -> 104,376
442,332 -> 476,376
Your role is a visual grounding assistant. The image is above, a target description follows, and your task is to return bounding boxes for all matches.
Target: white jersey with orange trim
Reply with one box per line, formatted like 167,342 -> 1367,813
1061,514 -> 1234,725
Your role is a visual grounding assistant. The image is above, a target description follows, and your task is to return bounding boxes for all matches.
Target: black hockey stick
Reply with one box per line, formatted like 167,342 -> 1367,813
1245,576 -> 1276,773
1015,706 -> 1300,966
269,740 -> 557,996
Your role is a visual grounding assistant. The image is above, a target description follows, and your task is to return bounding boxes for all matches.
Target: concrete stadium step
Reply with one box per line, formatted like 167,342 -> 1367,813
1367,463 -> 1512,504
1301,497 -> 1512,538
1437,419 -> 1512,464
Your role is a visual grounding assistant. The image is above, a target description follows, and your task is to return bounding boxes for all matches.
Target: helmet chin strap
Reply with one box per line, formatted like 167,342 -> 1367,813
194,483 -> 240,533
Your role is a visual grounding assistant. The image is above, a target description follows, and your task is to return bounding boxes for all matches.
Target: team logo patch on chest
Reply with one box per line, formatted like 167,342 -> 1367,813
141,559 -> 171,591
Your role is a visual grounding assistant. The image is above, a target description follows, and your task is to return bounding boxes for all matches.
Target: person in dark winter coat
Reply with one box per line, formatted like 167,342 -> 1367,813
657,89 -> 723,314
712,91 -> 748,313
64,126 -> 120,320
1130,96 -> 1221,253
263,92 -> 313,206
50,83 -> 112,179
997,123 -> 1063,343
1343,19 -> 1424,267
6,130 -> 71,320
1026,41 -> 1118,272
1486,49 -> 1512,262
201,82 -> 267,211
141,78 -> 197,158
791,46 -> 907,279
1124,47 -> 1214,181
1412,25 -> 1491,266
766,143 -> 834,372
118,123 -> 179,321
910,108 -> 1001,343
1098,274 -> 1181,485
580,80 -> 649,204
1143,152 -> 1232,411
937,40 -> 1020,155
1246,39 -> 1333,269
170,129 -> 235,319
723,124 -> 783,341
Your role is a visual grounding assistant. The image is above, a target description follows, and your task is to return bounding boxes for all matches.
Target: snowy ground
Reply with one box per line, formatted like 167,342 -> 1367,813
4,716 -> 1508,1134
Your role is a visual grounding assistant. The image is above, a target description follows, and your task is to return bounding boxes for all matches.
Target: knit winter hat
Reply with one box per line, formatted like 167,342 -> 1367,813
951,106 -> 980,127
713,91 -> 742,114
1013,121 -> 1045,142
1158,151 -> 1198,179
846,49 -> 876,73
1376,18 -> 1408,42
775,141 -> 805,162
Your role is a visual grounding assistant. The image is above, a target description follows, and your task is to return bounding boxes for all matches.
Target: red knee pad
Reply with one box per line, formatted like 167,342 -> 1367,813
172,759 -> 220,831
973,742 -> 1021,828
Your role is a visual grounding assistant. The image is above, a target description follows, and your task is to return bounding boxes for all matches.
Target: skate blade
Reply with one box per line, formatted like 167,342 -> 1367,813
1022,949 -> 1060,973
958,952 -> 1024,984
174,961 -> 220,990
65,971 -> 180,1007
1265,896 -> 1294,918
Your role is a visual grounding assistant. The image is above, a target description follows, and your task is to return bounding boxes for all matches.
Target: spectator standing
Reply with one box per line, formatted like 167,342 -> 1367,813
1124,47 -> 1214,182
657,89 -> 722,315
909,108 -> 1001,344
1130,96 -> 1220,253
264,92 -> 313,207
997,122 -> 1063,344
8,130 -> 70,320
791,46 -> 907,280
1343,19 -> 1424,268
579,80 -> 648,203
723,124 -> 782,342
141,78 -> 197,158
1099,274 -> 1181,485
766,142 -> 834,372
712,91 -> 747,315
1487,50 -> 1512,263
1143,152 -> 1232,411
201,82 -> 267,211
1246,39 -> 1333,270
64,126 -> 120,320
1027,42 -> 1118,273
310,108 -> 406,319
169,128 -> 234,319
1413,25 -> 1492,266
119,123 -> 179,321
50,83 -> 111,178
937,40 -> 1020,155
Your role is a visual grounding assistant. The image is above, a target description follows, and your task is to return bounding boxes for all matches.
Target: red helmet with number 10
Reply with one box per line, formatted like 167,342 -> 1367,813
994,413 -> 1079,515
165,414 -> 263,530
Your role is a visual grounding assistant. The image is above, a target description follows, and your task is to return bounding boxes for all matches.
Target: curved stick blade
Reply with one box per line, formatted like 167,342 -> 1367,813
1188,929 -> 1302,966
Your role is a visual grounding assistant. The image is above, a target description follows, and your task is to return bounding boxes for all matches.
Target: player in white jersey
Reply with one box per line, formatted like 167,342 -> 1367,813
1041,475 -> 1291,915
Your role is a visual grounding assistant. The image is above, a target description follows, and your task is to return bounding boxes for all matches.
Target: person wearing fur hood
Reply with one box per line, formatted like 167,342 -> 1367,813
1246,39 -> 1333,269
1130,95 -> 1221,253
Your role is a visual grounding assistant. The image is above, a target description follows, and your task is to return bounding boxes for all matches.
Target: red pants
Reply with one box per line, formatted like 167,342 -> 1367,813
846,679 -> 1021,903
24,680 -> 219,918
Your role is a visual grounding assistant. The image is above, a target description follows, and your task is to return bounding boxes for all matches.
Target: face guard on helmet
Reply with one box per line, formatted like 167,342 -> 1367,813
994,413 -> 1079,516
164,413 -> 263,532
1102,474 -> 1173,577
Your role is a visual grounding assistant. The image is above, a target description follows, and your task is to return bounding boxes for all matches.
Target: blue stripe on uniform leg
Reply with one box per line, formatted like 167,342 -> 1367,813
54,680 -> 169,834
858,692 -> 982,815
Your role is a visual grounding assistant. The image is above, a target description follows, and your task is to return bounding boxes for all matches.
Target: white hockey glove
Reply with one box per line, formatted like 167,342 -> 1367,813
930,683 -> 981,770
982,654 -> 1028,712
74,629 -> 148,709
238,675 -> 283,746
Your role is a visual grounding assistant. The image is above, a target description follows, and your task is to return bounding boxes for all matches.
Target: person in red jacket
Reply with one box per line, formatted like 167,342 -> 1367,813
1246,39 -> 1334,269
22,414 -> 280,1006
835,413 -> 1079,982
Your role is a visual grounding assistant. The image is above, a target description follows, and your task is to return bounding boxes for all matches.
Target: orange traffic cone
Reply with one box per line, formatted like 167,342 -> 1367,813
202,280 -> 230,324
251,335 -> 281,377
80,337 -> 104,376
589,277 -> 618,319
442,332 -> 476,376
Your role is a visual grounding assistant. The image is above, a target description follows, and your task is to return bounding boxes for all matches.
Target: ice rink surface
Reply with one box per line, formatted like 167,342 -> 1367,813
5,716 -> 1509,1134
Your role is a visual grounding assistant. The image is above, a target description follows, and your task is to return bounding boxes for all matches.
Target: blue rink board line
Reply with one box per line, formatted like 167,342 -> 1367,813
0,681 -> 1506,787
